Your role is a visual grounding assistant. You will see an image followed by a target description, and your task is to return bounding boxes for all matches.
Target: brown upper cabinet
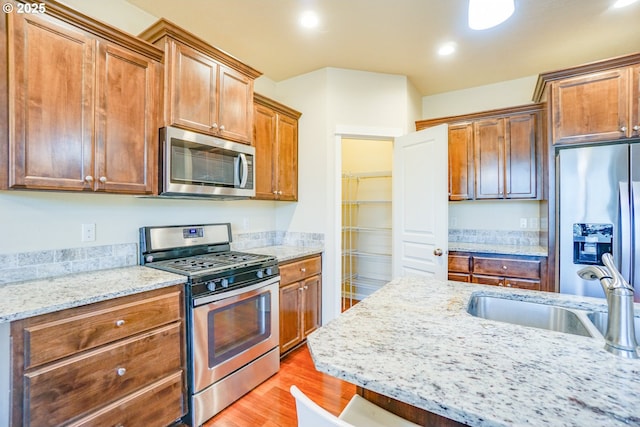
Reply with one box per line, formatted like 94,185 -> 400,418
253,94 -> 302,201
3,2 -> 162,194
139,19 -> 262,145
533,53 -> 640,145
416,104 -> 543,201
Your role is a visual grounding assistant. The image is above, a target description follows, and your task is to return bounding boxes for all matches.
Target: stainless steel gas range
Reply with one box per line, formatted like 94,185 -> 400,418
139,223 -> 280,426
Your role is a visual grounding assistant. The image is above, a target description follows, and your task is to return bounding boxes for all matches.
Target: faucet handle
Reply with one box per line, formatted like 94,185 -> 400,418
602,253 -> 634,292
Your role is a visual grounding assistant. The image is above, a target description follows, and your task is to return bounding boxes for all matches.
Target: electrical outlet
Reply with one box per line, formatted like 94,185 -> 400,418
529,217 -> 539,230
82,223 -> 96,242
519,218 -> 527,229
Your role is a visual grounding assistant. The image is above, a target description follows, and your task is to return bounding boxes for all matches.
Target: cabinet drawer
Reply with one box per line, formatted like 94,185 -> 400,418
448,255 -> 471,273
280,256 -> 321,284
472,274 -> 541,291
448,273 -> 471,282
472,257 -> 541,279
25,323 -> 182,427
24,290 -> 181,368
68,371 -> 184,427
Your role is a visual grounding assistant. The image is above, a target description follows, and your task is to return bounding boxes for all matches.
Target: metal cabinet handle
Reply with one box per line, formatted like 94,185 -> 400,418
212,123 -> 218,129
219,125 -> 225,131
502,265 -> 508,270
99,176 -> 107,184
84,175 -> 94,183
506,283 -> 512,287
433,248 -> 443,256
116,367 -> 126,376
301,267 -> 306,272
633,125 -> 640,132
621,126 -> 628,133
298,287 -> 304,292
115,319 -> 125,327
304,285 -> 309,290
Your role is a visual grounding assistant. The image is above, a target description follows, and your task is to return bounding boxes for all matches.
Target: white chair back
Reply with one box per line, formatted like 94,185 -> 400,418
290,385 -> 354,427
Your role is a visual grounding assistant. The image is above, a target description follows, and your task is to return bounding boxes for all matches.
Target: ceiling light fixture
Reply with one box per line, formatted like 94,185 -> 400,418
613,0 -> 639,8
438,42 -> 457,56
300,10 -> 319,29
468,0 -> 515,30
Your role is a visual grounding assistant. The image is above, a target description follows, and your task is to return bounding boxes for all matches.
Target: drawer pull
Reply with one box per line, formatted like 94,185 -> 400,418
304,285 -> 309,290
502,265 -> 508,270
116,367 -> 127,376
301,267 -> 306,272
115,319 -> 126,327
298,287 -> 304,292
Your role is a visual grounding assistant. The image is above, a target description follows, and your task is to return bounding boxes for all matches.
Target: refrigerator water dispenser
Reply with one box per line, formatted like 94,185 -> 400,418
573,223 -> 613,265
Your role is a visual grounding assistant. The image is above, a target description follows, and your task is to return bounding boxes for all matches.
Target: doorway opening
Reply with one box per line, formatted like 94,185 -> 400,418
341,138 -> 393,311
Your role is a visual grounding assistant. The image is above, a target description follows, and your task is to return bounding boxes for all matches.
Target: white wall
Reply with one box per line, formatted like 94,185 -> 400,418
422,75 -> 539,119
275,67 -> 419,322
422,75 -> 543,233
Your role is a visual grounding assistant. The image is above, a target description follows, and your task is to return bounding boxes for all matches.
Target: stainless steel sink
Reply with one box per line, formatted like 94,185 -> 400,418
467,295 -> 597,337
587,311 -> 640,342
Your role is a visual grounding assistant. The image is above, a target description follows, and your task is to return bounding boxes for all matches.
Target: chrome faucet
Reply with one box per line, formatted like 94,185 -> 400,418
577,253 -> 639,358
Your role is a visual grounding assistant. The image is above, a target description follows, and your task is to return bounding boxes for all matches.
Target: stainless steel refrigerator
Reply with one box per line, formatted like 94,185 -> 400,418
558,142 -> 640,298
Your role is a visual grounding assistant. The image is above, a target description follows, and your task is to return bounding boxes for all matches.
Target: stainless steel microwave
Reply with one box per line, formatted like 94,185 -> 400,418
159,127 -> 255,199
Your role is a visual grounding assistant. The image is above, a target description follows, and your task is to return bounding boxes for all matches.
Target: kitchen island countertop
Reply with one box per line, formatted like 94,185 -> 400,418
0,266 -> 186,323
307,277 -> 640,426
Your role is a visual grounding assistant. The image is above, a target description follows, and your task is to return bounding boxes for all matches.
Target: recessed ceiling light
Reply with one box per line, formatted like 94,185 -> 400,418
468,0 -> 515,30
613,0 -> 639,7
438,42 -> 457,56
300,10 -> 319,29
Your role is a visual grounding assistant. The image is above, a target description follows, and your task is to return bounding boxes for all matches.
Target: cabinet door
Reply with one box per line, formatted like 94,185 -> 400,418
551,69 -> 629,144
276,114 -> 299,201
632,65 -> 640,139
279,282 -> 302,354
448,123 -> 474,200
505,114 -> 537,199
169,41 -> 218,134
9,13 -> 95,190
253,103 -> 277,200
302,275 -> 321,337
448,273 -> 470,282
95,42 -> 159,194
474,118 -> 504,199
218,65 -> 253,144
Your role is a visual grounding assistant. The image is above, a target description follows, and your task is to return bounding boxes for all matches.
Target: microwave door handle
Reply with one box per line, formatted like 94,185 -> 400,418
238,153 -> 248,188
620,181 -> 631,282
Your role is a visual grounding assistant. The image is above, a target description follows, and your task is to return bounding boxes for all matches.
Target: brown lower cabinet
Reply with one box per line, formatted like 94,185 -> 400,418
279,255 -> 322,356
10,285 -> 186,427
448,251 -> 549,292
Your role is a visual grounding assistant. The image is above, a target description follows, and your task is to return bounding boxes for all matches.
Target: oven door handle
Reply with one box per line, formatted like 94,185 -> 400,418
193,276 -> 280,307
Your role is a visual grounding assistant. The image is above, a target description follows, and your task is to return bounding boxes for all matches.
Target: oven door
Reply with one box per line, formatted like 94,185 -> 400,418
191,277 -> 279,393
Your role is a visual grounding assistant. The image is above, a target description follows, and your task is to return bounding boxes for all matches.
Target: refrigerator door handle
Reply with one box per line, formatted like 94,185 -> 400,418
632,182 -> 640,288
620,181 -> 631,282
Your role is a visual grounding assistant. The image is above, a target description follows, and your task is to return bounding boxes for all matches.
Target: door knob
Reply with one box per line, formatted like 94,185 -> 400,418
433,248 -> 444,256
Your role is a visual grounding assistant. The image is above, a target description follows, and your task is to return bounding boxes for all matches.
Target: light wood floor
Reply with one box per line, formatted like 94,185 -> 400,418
203,344 -> 356,427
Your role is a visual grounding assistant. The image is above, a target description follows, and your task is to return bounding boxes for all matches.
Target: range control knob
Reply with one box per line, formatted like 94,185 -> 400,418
265,267 -> 273,276
145,255 -> 154,263
220,278 -> 229,288
256,270 -> 264,279
206,281 -> 217,292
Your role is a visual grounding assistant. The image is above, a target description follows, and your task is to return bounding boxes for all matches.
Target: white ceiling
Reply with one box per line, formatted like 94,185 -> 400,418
126,0 -> 640,96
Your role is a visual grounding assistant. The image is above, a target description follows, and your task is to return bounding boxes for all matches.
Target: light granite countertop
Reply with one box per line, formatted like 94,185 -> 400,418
449,242 -> 548,257
0,266 -> 186,323
245,245 -> 323,262
307,277 -> 640,427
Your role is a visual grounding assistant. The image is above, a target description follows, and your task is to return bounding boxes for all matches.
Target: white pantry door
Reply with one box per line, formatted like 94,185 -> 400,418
392,124 -> 448,279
